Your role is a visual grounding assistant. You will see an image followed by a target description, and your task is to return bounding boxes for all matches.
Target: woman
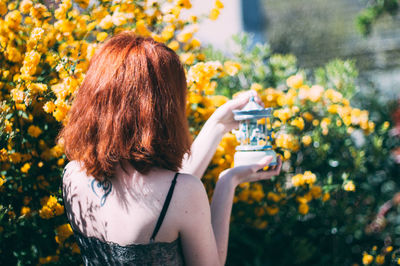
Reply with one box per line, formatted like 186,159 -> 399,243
61,32 -> 282,266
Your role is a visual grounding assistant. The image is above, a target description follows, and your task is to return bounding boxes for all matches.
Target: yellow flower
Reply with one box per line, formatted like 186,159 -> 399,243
4,120 -> 13,133
54,203 -> 64,216
250,187 -> 265,202
75,0 -> 90,9
71,242 -> 81,254
224,61 -> 241,76
290,117 -> 305,131
20,206 -> 31,216
0,176 -> 7,187
177,31 -> 193,43
291,174 -> 304,187
324,88 -> 343,103
177,0 -> 192,9
28,83 -> 48,94
344,181 -> 355,192
303,171 -> 316,184
215,0 -> 224,9
266,206 -> 279,216
31,27 -> 45,42
53,106 -> 68,122
96,32 -> 108,42
5,46 -> 23,63
299,85 -> 324,102
161,25 -> 175,41
386,246 -> 393,252
168,40 -> 180,51
47,195 -> 58,208
286,74 -> 303,88
382,121 -> 390,130
327,104 -> 339,114
254,220 -> 268,229
0,1 -> 7,16
43,101 -> 56,113
362,252 -> 373,265
302,135 -> 312,146
56,224 -> 73,243
11,89 -> 25,103
39,206 -> 53,219
310,186 -> 322,199
190,38 -> 201,49
375,254 -> 385,265
250,83 -> 263,92
322,192 -> 330,202
57,158 -> 65,166
9,152 -> 22,163
180,53 -> 195,65
238,189 -> 250,202
20,163 -> 31,173
283,150 -> 291,160
273,108 -> 292,124
209,8 -> 220,20
27,125 -> 42,138
267,192 -> 281,202
298,203 -> 309,215
136,20 -> 151,36
5,10 -> 22,29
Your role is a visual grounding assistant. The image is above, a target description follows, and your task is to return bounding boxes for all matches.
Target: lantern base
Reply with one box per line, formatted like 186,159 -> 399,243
234,150 -> 277,168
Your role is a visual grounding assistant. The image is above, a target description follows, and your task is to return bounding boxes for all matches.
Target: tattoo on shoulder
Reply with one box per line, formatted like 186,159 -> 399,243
90,178 -> 112,207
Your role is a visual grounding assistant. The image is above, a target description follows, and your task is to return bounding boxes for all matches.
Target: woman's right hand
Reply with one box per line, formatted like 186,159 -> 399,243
218,155 -> 282,187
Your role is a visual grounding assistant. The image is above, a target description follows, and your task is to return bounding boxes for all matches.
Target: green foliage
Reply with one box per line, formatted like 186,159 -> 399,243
357,0 -> 399,36
205,35 -> 400,266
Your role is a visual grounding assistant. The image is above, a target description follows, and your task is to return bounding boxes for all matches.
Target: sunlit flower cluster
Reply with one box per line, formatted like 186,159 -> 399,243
362,245 -> 400,265
39,195 -> 64,219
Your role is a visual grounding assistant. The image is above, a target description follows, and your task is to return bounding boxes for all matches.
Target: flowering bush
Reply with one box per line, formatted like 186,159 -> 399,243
0,0 -> 398,265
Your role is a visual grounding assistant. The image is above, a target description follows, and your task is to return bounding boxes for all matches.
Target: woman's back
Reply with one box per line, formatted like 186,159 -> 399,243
62,160 -> 188,265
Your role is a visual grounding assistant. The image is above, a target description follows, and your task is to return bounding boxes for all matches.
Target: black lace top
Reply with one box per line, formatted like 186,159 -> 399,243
64,171 -> 185,265
73,229 -> 185,266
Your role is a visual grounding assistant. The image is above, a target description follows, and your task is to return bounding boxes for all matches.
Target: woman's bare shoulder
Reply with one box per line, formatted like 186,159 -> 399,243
175,173 -> 207,196
62,161 -> 89,195
173,173 -> 209,217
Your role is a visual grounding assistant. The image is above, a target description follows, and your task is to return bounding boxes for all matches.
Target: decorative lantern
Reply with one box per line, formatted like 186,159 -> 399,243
232,96 -> 277,167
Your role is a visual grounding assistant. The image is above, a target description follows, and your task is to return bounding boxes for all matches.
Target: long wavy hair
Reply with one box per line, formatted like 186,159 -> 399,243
59,32 -> 191,180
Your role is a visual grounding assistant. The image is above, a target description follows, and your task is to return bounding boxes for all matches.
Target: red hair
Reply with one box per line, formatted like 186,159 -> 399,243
59,32 -> 191,180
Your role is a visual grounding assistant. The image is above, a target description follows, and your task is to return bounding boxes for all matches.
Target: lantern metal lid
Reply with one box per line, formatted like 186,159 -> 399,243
233,96 -> 272,120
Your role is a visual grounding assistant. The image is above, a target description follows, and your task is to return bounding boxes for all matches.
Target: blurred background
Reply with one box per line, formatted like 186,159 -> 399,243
190,0 -> 400,99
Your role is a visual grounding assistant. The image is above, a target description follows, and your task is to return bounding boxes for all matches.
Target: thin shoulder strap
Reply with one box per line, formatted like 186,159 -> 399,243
150,172 -> 179,242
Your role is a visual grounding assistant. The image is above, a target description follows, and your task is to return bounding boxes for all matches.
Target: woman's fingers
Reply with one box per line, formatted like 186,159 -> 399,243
230,90 -> 263,110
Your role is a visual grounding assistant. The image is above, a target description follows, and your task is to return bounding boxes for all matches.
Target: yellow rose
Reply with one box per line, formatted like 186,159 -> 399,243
209,8 -> 220,20
362,252 -> 373,265
286,74 -> 303,88
302,135 -> 312,146
266,206 -> 279,216
27,125 -> 42,138
96,32 -> 108,42
298,203 -> 309,215
20,163 -> 31,173
375,254 -> 385,265
224,61 -> 241,76
344,181 -> 355,192
161,25 -> 175,41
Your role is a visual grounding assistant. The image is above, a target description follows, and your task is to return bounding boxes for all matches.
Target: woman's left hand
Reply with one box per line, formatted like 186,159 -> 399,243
209,90 -> 264,134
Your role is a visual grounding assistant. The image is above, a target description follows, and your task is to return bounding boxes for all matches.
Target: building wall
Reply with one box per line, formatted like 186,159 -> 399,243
263,0 -> 400,97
